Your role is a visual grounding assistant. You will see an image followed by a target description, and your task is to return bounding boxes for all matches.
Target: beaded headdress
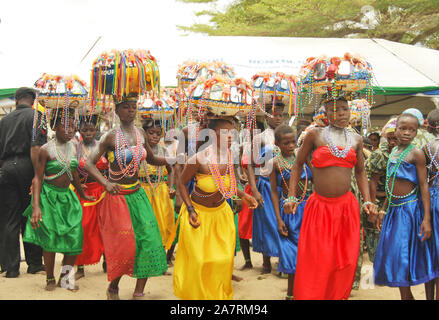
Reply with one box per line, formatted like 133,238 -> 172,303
32,74 -> 88,138
298,53 -> 375,121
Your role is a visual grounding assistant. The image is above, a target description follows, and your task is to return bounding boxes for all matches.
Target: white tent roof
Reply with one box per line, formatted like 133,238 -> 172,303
79,36 -> 439,90
2,36 -> 438,91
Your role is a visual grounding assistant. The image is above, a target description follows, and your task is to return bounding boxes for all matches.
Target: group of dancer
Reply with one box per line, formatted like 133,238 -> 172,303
3,85 -> 439,301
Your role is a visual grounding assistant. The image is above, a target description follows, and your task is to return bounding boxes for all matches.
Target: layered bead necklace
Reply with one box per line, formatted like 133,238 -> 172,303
76,140 -> 93,183
324,125 -> 352,159
45,139 -> 74,181
109,127 -> 144,181
385,144 -> 417,206
426,139 -> 439,186
275,150 -> 308,203
140,145 -> 164,193
207,148 -> 237,200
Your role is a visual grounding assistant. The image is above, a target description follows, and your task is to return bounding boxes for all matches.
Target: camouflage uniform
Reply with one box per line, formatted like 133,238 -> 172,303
413,128 -> 435,149
351,175 -> 363,291
364,142 -> 390,263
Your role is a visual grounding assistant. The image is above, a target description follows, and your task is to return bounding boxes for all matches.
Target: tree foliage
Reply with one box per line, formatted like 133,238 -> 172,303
178,0 -> 439,49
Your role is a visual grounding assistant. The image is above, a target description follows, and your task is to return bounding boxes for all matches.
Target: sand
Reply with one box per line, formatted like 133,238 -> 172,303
0,244 -> 429,300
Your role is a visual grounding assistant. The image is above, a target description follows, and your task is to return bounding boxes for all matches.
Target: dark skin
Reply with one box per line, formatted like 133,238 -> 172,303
371,115 -> 432,300
144,125 -> 175,271
369,133 -> 380,151
284,99 -> 377,216
424,121 -> 439,300
246,108 -> 283,272
75,123 -> 104,278
30,121 -> 94,292
177,121 -> 258,229
269,131 -> 305,299
368,132 -> 398,205
84,101 -> 174,299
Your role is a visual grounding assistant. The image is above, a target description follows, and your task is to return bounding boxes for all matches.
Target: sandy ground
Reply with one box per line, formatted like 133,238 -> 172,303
0,242 -> 429,300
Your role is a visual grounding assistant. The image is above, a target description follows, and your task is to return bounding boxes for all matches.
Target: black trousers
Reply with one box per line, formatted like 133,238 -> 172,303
0,156 -> 43,273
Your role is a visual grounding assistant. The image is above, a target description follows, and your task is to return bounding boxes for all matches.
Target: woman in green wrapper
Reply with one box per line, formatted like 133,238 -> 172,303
23,111 -> 94,291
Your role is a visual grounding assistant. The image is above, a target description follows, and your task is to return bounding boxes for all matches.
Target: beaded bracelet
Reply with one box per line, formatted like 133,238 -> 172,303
285,196 -> 299,204
361,201 -> 374,210
187,206 -> 195,213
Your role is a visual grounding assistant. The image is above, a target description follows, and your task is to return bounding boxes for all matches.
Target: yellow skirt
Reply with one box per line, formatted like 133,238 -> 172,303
141,182 -> 175,246
173,200 -> 236,300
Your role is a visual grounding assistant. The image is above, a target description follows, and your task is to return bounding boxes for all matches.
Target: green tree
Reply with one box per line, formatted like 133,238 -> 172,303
178,0 -> 439,49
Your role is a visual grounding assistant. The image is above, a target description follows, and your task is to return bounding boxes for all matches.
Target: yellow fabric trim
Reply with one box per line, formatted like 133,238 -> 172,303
83,181 -> 140,207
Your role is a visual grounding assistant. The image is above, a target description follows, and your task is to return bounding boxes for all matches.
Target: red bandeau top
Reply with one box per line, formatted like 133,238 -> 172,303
79,156 -> 108,171
311,146 -> 357,169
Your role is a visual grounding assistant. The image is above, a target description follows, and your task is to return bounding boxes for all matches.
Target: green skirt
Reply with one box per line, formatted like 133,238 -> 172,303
99,186 -> 168,280
23,182 -> 83,255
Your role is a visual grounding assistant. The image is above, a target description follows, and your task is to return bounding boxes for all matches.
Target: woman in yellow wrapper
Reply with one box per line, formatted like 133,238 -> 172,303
139,119 -> 175,256
172,117 -> 258,300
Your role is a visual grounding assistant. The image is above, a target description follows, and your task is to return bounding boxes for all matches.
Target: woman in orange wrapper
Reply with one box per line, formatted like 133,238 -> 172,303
84,96 -> 170,300
74,115 -> 107,279
283,94 -> 378,300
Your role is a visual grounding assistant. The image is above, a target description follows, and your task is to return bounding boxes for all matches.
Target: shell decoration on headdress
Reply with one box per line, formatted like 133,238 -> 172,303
34,74 -> 88,109
298,53 -> 375,121
187,75 -> 254,118
251,72 -> 298,116
177,60 -> 235,90
138,90 -> 176,121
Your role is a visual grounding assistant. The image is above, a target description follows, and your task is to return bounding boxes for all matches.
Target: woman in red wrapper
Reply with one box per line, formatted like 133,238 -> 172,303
284,95 -> 378,300
74,116 -> 107,279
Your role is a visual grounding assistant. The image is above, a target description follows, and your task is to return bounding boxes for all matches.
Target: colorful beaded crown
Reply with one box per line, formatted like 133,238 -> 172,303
299,53 -> 373,94
90,49 -> 160,111
251,72 -> 298,116
34,74 -> 88,109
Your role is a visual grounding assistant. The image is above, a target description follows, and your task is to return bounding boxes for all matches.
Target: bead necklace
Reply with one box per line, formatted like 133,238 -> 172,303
109,127 -> 144,181
426,139 -> 439,186
45,139 -> 74,181
207,148 -> 237,200
324,125 -> 352,159
275,149 -> 295,170
76,140 -> 95,182
385,144 -> 416,207
141,145 -> 164,193
276,155 -> 308,204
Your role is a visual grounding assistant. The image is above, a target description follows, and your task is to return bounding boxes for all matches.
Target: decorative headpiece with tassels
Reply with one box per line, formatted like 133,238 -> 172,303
138,89 -> 177,135
32,74 -> 88,139
349,99 -> 371,132
89,49 -> 160,114
298,52 -> 375,120
251,72 -> 298,116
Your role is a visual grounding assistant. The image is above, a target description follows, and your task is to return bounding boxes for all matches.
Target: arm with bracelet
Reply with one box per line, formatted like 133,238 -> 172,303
176,154 -> 201,229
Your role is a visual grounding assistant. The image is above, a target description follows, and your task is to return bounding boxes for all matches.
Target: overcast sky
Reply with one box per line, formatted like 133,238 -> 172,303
0,0 -> 233,88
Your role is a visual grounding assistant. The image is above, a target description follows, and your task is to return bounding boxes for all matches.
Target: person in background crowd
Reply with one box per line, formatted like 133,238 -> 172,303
0,88 -> 46,278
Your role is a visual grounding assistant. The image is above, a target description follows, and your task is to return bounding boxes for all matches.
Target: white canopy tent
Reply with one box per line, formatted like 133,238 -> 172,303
2,35 -> 438,125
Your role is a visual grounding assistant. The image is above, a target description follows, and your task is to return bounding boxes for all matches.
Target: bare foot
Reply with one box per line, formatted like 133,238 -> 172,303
132,292 -> 147,300
240,261 -> 253,270
261,265 -> 272,274
232,274 -> 243,282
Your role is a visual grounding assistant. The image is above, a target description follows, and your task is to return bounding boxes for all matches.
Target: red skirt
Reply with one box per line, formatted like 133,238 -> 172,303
75,182 -> 105,266
293,191 -> 360,300
238,184 -> 253,240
